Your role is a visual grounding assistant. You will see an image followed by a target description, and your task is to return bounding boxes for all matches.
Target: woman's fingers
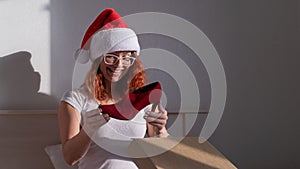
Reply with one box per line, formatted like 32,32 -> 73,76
145,116 -> 167,124
151,103 -> 158,112
145,111 -> 167,121
102,113 -> 110,121
144,103 -> 168,131
85,109 -> 110,123
83,109 -> 109,136
144,104 -> 169,136
85,109 -> 101,118
158,103 -> 167,114
145,111 -> 161,118
144,112 -> 168,129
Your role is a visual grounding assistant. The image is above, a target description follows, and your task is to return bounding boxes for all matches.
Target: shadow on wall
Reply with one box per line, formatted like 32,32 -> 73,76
0,51 -> 58,110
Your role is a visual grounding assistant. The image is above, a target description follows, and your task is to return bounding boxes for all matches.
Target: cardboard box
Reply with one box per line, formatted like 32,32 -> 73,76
129,137 -> 237,169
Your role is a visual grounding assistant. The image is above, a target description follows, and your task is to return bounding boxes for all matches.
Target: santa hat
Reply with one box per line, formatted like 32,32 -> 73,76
74,8 -> 140,64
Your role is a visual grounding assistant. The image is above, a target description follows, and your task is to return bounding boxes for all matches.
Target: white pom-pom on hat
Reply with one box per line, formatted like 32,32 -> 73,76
74,8 -> 140,64
74,48 -> 89,64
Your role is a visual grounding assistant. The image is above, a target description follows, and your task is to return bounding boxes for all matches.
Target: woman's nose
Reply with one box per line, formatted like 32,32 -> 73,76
114,56 -> 123,67
116,59 -> 123,66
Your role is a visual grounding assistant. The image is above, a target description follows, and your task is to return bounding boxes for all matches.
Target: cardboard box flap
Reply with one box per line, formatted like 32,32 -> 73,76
129,137 -> 237,169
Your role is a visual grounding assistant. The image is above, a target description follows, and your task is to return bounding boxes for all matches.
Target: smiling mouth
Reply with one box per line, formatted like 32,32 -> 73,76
107,67 -> 124,75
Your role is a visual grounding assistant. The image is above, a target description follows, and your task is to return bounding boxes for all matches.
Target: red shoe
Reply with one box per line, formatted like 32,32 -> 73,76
99,82 -> 162,120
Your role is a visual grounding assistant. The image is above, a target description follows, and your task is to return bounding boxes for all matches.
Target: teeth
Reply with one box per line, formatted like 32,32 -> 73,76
112,69 -> 124,72
108,68 -> 122,73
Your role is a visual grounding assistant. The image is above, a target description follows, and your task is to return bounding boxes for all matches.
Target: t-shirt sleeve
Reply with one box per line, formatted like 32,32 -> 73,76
61,90 -> 84,113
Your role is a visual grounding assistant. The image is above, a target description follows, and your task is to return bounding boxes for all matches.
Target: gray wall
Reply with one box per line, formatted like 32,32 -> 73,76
207,1 -> 300,168
1,0 -> 299,168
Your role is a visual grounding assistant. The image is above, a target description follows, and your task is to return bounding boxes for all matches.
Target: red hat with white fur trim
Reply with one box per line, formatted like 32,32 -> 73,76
74,8 -> 140,64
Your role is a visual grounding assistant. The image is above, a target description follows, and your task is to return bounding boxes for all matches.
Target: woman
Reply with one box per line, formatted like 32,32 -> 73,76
58,8 -> 169,169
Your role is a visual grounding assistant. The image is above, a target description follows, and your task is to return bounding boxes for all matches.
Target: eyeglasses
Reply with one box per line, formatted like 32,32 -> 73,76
103,53 -> 136,66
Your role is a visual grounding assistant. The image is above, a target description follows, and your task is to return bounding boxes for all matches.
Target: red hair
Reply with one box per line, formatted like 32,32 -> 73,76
94,54 -> 146,101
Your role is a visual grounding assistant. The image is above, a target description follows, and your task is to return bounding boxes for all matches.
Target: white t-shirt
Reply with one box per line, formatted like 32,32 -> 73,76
61,85 -> 149,169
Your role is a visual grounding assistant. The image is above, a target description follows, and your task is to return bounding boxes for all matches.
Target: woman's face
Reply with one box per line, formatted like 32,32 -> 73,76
99,51 -> 134,83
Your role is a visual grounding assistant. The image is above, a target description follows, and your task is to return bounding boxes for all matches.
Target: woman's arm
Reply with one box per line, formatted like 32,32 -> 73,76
145,103 -> 170,137
57,101 -> 92,166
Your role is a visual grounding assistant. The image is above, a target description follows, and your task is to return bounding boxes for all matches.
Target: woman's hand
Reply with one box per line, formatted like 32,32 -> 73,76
58,102 -> 110,165
144,103 -> 169,137
82,108 -> 110,137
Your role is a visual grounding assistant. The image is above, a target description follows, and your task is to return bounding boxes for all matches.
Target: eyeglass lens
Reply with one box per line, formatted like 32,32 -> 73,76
104,54 -> 135,66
